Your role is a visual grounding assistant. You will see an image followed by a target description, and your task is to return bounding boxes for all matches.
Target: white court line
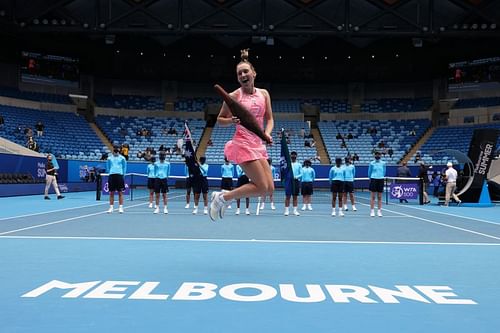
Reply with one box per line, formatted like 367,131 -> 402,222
357,202 -> 500,241
0,194 -> 185,235
387,202 -> 500,225
0,235 -> 499,246
0,202 -> 147,236
0,202 -> 109,221
356,196 -> 499,225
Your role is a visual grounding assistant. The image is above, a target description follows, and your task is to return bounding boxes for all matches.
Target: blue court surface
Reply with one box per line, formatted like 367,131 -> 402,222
1,190 -> 499,332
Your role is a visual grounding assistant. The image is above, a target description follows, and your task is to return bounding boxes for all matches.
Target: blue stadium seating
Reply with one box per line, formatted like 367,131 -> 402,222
361,98 -> 432,113
318,119 -> 432,164
0,105 -> 104,159
0,86 -> 72,104
453,96 -> 500,109
94,115 -> 205,162
304,99 -> 351,113
412,123 -> 500,165
94,94 -> 164,110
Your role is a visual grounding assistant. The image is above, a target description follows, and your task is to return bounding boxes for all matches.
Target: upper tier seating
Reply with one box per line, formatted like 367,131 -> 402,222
0,86 -> 72,104
361,98 -> 433,113
94,94 -> 164,110
452,96 -> 500,109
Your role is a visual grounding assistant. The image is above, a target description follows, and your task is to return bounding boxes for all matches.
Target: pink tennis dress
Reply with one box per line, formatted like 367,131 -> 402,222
224,87 -> 269,164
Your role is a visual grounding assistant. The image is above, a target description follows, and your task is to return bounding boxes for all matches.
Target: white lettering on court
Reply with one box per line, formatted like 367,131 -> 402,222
21,280 -> 478,305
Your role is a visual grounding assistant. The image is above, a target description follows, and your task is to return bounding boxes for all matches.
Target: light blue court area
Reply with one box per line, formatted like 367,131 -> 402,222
1,191 -> 500,332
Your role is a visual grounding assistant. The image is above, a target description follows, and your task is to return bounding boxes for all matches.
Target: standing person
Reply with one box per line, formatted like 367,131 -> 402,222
106,145 -> 127,213
147,157 -> 156,208
220,157 -> 234,209
396,161 -> 412,203
35,121 -> 44,137
368,151 -> 386,217
342,157 -> 357,211
301,159 -> 315,211
184,164 -> 193,209
193,156 -> 209,215
260,158 -> 276,210
209,48 -> 274,221
284,151 -> 302,216
235,164 -> 251,215
329,157 -> 345,217
444,162 -> 462,206
44,154 -> 64,200
153,153 -> 170,214
418,162 -> 431,204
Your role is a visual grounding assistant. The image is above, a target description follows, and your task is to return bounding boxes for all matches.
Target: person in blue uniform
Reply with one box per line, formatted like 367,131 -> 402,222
106,145 -> 127,214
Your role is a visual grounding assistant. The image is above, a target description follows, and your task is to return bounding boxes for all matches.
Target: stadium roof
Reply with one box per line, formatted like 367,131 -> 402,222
0,0 -> 499,49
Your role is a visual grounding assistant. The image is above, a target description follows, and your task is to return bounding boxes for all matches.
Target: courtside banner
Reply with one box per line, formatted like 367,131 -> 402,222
101,175 -> 130,196
389,183 -> 419,200
462,128 -> 499,202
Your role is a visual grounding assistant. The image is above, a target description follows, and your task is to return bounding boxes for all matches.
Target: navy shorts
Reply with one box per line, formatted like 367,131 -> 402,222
221,177 -> 233,190
147,178 -> 156,190
154,178 -> 169,194
108,174 -> 125,192
237,175 -> 250,188
330,180 -> 344,193
193,176 -> 209,194
343,181 -> 354,193
369,178 -> 385,193
301,182 -> 313,196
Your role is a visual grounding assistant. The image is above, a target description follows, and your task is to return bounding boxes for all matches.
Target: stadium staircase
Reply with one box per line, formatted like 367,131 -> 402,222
311,128 -> 330,164
89,122 -> 113,151
402,126 -> 435,164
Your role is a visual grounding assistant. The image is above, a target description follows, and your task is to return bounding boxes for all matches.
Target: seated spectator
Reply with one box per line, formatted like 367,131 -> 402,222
27,136 -> 38,151
311,155 -> 321,163
336,133 -> 343,140
409,129 -> 416,136
310,139 -> 316,148
167,127 -> 178,136
35,121 -> 44,137
24,127 -> 33,138
304,139 -> 311,147
340,142 -> 347,149
352,153 -> 359,162
378,140 -> 385,149
414,152 -> 422,163
388,148 -> 394,158
121,143 -> 129,161
207,138 -> 213,146
347,132 -> 353,140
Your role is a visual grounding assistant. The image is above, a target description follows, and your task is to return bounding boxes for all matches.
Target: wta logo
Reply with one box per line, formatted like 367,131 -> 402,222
389,183 -> 419,200
21,280 -> 477,305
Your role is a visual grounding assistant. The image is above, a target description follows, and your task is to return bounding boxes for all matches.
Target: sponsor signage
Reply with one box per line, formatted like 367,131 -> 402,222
390,183 -> 419,200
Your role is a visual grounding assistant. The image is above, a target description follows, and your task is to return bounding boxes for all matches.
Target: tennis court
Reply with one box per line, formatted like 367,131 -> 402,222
1,189 -> 499,332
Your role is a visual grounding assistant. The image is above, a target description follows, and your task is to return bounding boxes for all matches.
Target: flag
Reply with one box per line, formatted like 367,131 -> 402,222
184,122 -> 202,178
280,129 -> 294,195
